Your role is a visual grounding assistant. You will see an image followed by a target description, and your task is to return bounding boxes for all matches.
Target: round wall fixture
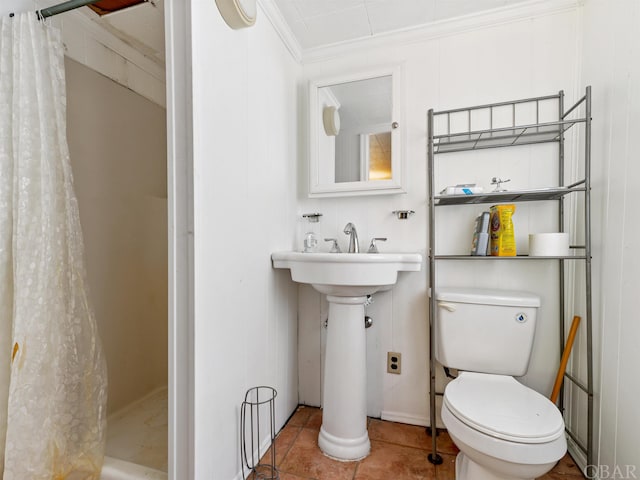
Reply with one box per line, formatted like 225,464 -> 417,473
323,106 -> 341,136
215,0 -> 257,29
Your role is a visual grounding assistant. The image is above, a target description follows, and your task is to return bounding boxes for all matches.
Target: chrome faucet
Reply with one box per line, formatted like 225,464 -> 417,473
343,222 -> 359,253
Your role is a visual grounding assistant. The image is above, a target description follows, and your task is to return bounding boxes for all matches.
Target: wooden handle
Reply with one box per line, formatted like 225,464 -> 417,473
550,315 -> 582,404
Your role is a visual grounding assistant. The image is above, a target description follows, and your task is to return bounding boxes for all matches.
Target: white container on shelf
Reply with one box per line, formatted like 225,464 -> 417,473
528,233 -> 569,256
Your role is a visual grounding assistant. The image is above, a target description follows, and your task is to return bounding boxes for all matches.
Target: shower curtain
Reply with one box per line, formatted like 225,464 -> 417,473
0,12 -> 107,479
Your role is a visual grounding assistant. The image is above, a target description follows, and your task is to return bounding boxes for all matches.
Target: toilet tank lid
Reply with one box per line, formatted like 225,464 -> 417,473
435,288 -> 541,307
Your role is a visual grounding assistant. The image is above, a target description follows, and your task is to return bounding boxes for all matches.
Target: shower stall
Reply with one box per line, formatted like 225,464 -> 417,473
1,1 -> 168,477
66,52 -> 168,479
61,1 -> 169,477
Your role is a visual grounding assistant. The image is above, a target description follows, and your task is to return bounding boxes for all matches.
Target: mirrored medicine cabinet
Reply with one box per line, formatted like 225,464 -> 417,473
308,65 -> 405,197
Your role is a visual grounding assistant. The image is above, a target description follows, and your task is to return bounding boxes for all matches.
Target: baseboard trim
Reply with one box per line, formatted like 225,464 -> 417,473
380,411 -> 429,427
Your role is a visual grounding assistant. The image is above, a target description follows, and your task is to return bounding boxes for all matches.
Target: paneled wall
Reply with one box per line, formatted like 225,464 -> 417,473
189,2 -> 300,479
297,7 -> 581,428
581,0 -> 640,472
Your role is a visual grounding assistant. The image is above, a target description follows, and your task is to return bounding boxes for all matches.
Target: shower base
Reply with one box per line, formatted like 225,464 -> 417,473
101,387 -> 168,480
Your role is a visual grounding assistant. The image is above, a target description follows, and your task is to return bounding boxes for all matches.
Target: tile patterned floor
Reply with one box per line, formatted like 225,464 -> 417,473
264,406 -> 585,480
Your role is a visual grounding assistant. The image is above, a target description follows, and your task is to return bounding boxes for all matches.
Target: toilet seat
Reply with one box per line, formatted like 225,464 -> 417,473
444,372 -> 564,444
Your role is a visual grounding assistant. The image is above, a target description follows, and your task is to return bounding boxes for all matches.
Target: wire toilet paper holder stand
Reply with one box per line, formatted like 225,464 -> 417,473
241,386 -> 279,480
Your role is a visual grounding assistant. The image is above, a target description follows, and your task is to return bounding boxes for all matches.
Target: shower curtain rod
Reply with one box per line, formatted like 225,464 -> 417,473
38,0 -> 102,19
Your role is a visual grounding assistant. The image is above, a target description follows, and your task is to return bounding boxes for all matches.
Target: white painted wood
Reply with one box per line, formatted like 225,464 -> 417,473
256,0 -> 302,62
297,285 -> 323,407
300,0 -> 579,63
1,1 -> 166,107
581,0 -> 640,474
164,1 -> 192,479
271,0 -> 555,50
297,8 -> 580,429
189,1 -> 300,478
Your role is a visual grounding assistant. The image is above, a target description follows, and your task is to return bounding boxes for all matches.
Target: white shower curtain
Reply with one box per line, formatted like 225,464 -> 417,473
0,12 -> 107,479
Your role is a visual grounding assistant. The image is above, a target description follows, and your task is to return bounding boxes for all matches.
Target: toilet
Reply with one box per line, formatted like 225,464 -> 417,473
435,288 -> 567,480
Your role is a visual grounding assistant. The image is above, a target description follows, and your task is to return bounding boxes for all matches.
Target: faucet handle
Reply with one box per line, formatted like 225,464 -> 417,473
324,238 -> 342,253
368,237 -> 387,253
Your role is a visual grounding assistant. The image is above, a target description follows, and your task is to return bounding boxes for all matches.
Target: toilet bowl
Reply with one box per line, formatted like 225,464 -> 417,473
434,288 -> 568,479
441,372 -> 566,480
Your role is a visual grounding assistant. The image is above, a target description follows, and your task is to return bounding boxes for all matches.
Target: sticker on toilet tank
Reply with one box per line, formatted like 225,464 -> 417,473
515,313 -> 527,323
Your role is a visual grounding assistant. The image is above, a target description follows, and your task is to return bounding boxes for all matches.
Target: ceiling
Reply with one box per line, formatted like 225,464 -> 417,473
271,0 -> 535,50
47,0 -> 537,68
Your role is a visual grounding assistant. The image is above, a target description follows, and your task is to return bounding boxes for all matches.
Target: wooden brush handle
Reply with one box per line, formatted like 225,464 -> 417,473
550,315 -> 582,404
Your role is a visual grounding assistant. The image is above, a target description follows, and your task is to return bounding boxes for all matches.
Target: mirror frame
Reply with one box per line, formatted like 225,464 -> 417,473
308,65 -> 406,198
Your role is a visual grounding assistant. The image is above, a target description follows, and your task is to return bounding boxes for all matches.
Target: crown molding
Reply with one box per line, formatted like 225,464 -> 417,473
298,0 -> 580,64
257,0 -> 302,63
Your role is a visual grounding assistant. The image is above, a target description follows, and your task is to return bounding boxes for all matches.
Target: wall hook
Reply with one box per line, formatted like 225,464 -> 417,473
302,213 -> 322,223
392,210 -> 415,220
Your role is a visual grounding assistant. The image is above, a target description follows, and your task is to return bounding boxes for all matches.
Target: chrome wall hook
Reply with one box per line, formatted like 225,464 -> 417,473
392,210 -> 415,220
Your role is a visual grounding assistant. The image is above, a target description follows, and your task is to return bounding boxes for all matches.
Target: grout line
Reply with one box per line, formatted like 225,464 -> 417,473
275,425 -> 303,469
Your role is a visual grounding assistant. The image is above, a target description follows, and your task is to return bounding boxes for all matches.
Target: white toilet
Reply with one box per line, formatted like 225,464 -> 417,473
435,288 -> 567,480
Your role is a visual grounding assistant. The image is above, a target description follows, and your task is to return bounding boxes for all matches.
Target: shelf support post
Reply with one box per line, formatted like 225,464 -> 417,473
427,109 -> 442,465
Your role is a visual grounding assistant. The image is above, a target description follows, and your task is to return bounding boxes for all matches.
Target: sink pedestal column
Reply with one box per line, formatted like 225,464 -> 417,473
318,295 -> 370,461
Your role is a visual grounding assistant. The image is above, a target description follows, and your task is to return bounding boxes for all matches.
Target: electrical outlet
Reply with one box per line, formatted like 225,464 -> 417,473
387,352 -> 401,374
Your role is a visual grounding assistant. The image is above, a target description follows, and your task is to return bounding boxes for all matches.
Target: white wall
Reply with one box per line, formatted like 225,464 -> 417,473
65,58 -> 168,414
297,7 -> 582,428
189,1 -> 300,479
581,0 -> 640,474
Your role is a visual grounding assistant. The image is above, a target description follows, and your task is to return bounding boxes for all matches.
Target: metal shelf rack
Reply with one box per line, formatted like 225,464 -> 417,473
426,88 -> 593,467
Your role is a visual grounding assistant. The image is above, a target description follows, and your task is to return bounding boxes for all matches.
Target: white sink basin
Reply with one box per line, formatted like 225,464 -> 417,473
271,249 -> 422,460
271,251 -> 423,296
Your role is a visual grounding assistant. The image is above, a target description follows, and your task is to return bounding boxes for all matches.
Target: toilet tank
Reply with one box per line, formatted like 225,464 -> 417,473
434,288 -> 541,376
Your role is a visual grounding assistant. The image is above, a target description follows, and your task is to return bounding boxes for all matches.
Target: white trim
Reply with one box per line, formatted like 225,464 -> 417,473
298,0 -> 579,64
380,410 -> 429,427
232,435 -> 274,480
165,0 -> 193,479
566,434 -> 587,473
359,133 -> 369,181
256,0 -> 302,63
101,456 -> 168,480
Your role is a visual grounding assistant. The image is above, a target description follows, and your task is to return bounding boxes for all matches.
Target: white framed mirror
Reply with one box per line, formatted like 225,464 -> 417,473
308,65 -> 405,197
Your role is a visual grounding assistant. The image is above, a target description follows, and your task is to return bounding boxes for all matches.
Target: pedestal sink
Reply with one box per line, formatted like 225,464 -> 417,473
271,251 -> 423,460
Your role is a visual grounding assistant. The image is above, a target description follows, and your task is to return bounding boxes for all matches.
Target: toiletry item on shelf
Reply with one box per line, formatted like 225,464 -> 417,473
440,183 -> 483,195
471,211 -> 490,256
529,233 -> 569,256
303,231 -> 318,253
490,177 -> 511,192
490,204 -> 517,256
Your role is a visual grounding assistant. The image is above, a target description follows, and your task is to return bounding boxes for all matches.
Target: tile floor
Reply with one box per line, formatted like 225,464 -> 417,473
263,406 -> 585,480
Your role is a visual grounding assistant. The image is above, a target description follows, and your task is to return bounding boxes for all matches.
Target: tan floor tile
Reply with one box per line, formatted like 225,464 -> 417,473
434,453 -> 457,480
354,440 -> 436,480
552,453 -> 585,476
434,430 -> 460,456
539,472 -> 584,480
305,409 -> 323,431
280,473 -> 314,480
261,424 -> 301,467
368,419 -> 430,450
279,408 -> 581,480
245,465 -> 280,480
288,406 -> 320,427
279,428 -> 358,480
